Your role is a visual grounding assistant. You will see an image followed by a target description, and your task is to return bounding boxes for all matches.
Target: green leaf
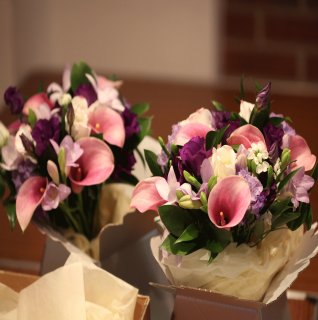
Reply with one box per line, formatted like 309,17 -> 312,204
250,107 -> 270,129
278,168 -> 301,192
159,205 -> 193,237
144,149 -> 162,176
71,61 -> 94,92
138,117 -> 152,141
175,224 -> 199,244
272,211 -> 301,229
270,198 -> 292,216
266,165 -> 273,188
211,100 -> 224,111
305,206 -> 313,230
269,117 -> 285,126
161,234 -> 197,256
311,161 -> 318,182
28,109 -> 37,127
205,131 -> 217,150
214,125 -> 230,147
131,103 -> 150,115
136,147 -> 146,167
4,201 -> 16,229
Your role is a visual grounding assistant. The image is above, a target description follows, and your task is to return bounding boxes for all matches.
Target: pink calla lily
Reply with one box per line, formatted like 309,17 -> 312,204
208,176 -> 251,229
16,176 -> 47,231
88,106 -> 125,148
69,137 -> 114,193
23,93 -> 54,115
283,134 -> 316,171
174,123 -> 212,146
227,124 -> 266,149
131,167 -> 179,212
131,177 -> 169,213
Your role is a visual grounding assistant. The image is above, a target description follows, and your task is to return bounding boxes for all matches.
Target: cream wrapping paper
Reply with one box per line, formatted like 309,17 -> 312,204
151,224 -> 318,302
0,254 -> 138,320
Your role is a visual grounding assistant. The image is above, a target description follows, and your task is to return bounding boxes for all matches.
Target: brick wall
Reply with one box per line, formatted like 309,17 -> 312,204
221,0 -> 318,85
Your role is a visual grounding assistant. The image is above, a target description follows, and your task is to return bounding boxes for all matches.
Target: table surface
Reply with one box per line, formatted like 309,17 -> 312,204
0,74 -> 318,319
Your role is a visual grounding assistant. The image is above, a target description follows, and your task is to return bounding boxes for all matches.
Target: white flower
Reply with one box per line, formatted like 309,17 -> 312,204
256,161 -> 270,174
0,122 -> 9,148
0,136 -> 23,170
274,158 -> 281,178
247,142 -> 269,165
15,124 -> 34,154
65,96 -> 91,140
58,93 -> 72,107
211,145 -> 236,179
239,100 -> 255,122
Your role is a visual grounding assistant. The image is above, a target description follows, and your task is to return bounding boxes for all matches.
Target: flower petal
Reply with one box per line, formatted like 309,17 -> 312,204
284,134 -> 316,171
69,137 -> 114,189
88,106 -> 125,147
227,124 -> 266,149
131,177 -> 168,212
208,176 -> 251,228
23,93 -> 54,115
16,176 -> 47,231
174,123 -> 211,146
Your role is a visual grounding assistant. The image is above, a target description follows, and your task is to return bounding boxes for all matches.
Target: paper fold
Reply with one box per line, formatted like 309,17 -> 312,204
0,254 -> 138,320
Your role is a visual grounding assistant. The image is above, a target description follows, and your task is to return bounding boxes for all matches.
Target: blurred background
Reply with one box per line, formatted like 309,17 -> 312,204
0,0 -> 317,293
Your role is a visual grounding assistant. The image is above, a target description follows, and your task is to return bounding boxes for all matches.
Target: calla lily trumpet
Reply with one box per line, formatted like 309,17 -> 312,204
23,93 -> 54,117
16,176 -> 47,231
227,124 -> 266,149
208,176 -> 251,229
88,105 -> 125,148
282,134 -> 316,171
69,137 -> 115,193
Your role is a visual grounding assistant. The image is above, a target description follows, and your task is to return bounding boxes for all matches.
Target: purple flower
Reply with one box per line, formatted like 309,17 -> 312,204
4,86 -> 24,114
263,123 -> 284,151
286,167 -> 314,209
122,107 -> 140,141
74,83 -> 97,106
211,110 -> 231,130
41,182 -> 71,211
32,116 -> 60,156
256,82 -> 271,108
238,169 -> 263,203
157,150 -> 169,167
111,150 -> 137,180
11,159 -> 36,192
179,136 -> 209,178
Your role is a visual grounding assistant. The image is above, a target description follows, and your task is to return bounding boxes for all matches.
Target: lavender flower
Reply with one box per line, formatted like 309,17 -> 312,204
256,82 -> 271,109
41,182 -> 71,211
4,86 -> 24,114
74,83 -> 97,106
32,116 -> 60,156
238,169 -> 263,203
263,123 -> 284,152
11,159 -> 36,192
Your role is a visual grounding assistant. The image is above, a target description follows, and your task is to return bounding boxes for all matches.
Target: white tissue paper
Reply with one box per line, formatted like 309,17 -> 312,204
151,223 -> 318,302
0,254 -> 138,320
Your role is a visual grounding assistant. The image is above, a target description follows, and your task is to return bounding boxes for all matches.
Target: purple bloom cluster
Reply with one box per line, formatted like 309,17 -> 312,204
122,107 -> 140,141
11,159 -> 36,192
32,116 -> 60,156
74,83 -> 97,106
4,87 -> 24,114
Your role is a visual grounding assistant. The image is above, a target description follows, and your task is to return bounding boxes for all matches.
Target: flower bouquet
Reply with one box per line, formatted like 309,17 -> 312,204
131,82 -> 318,316
0,61 -> 152,259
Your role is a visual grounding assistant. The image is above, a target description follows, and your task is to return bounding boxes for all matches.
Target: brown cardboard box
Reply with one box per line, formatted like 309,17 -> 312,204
0,270 -> 150,320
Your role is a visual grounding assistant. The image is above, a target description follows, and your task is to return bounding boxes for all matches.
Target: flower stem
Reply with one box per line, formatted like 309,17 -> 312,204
59,202 -> 83,234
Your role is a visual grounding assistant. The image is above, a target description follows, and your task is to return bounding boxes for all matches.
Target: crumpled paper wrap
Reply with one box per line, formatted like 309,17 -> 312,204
0,254 -> 138,320
151,226 -> 307,301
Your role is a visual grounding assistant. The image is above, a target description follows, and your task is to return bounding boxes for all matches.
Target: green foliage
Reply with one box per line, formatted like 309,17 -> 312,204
28,109 -> 37,128
175,224 -> 199,244
131,103 -> 150,115
161,234 -> 198,256
4,200 -> 16,230
205,125 -> 229,150
138,117 -> 152,141
211,100 -> 224,111
144,149 -> 162,176
70,61 -> 94,92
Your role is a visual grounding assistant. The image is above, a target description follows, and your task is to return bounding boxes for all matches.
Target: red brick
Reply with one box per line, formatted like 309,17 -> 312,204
265,14 -> 318,45
306,54 -> 318,81
225,10 -> 255,39
221,48 -> 297,80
